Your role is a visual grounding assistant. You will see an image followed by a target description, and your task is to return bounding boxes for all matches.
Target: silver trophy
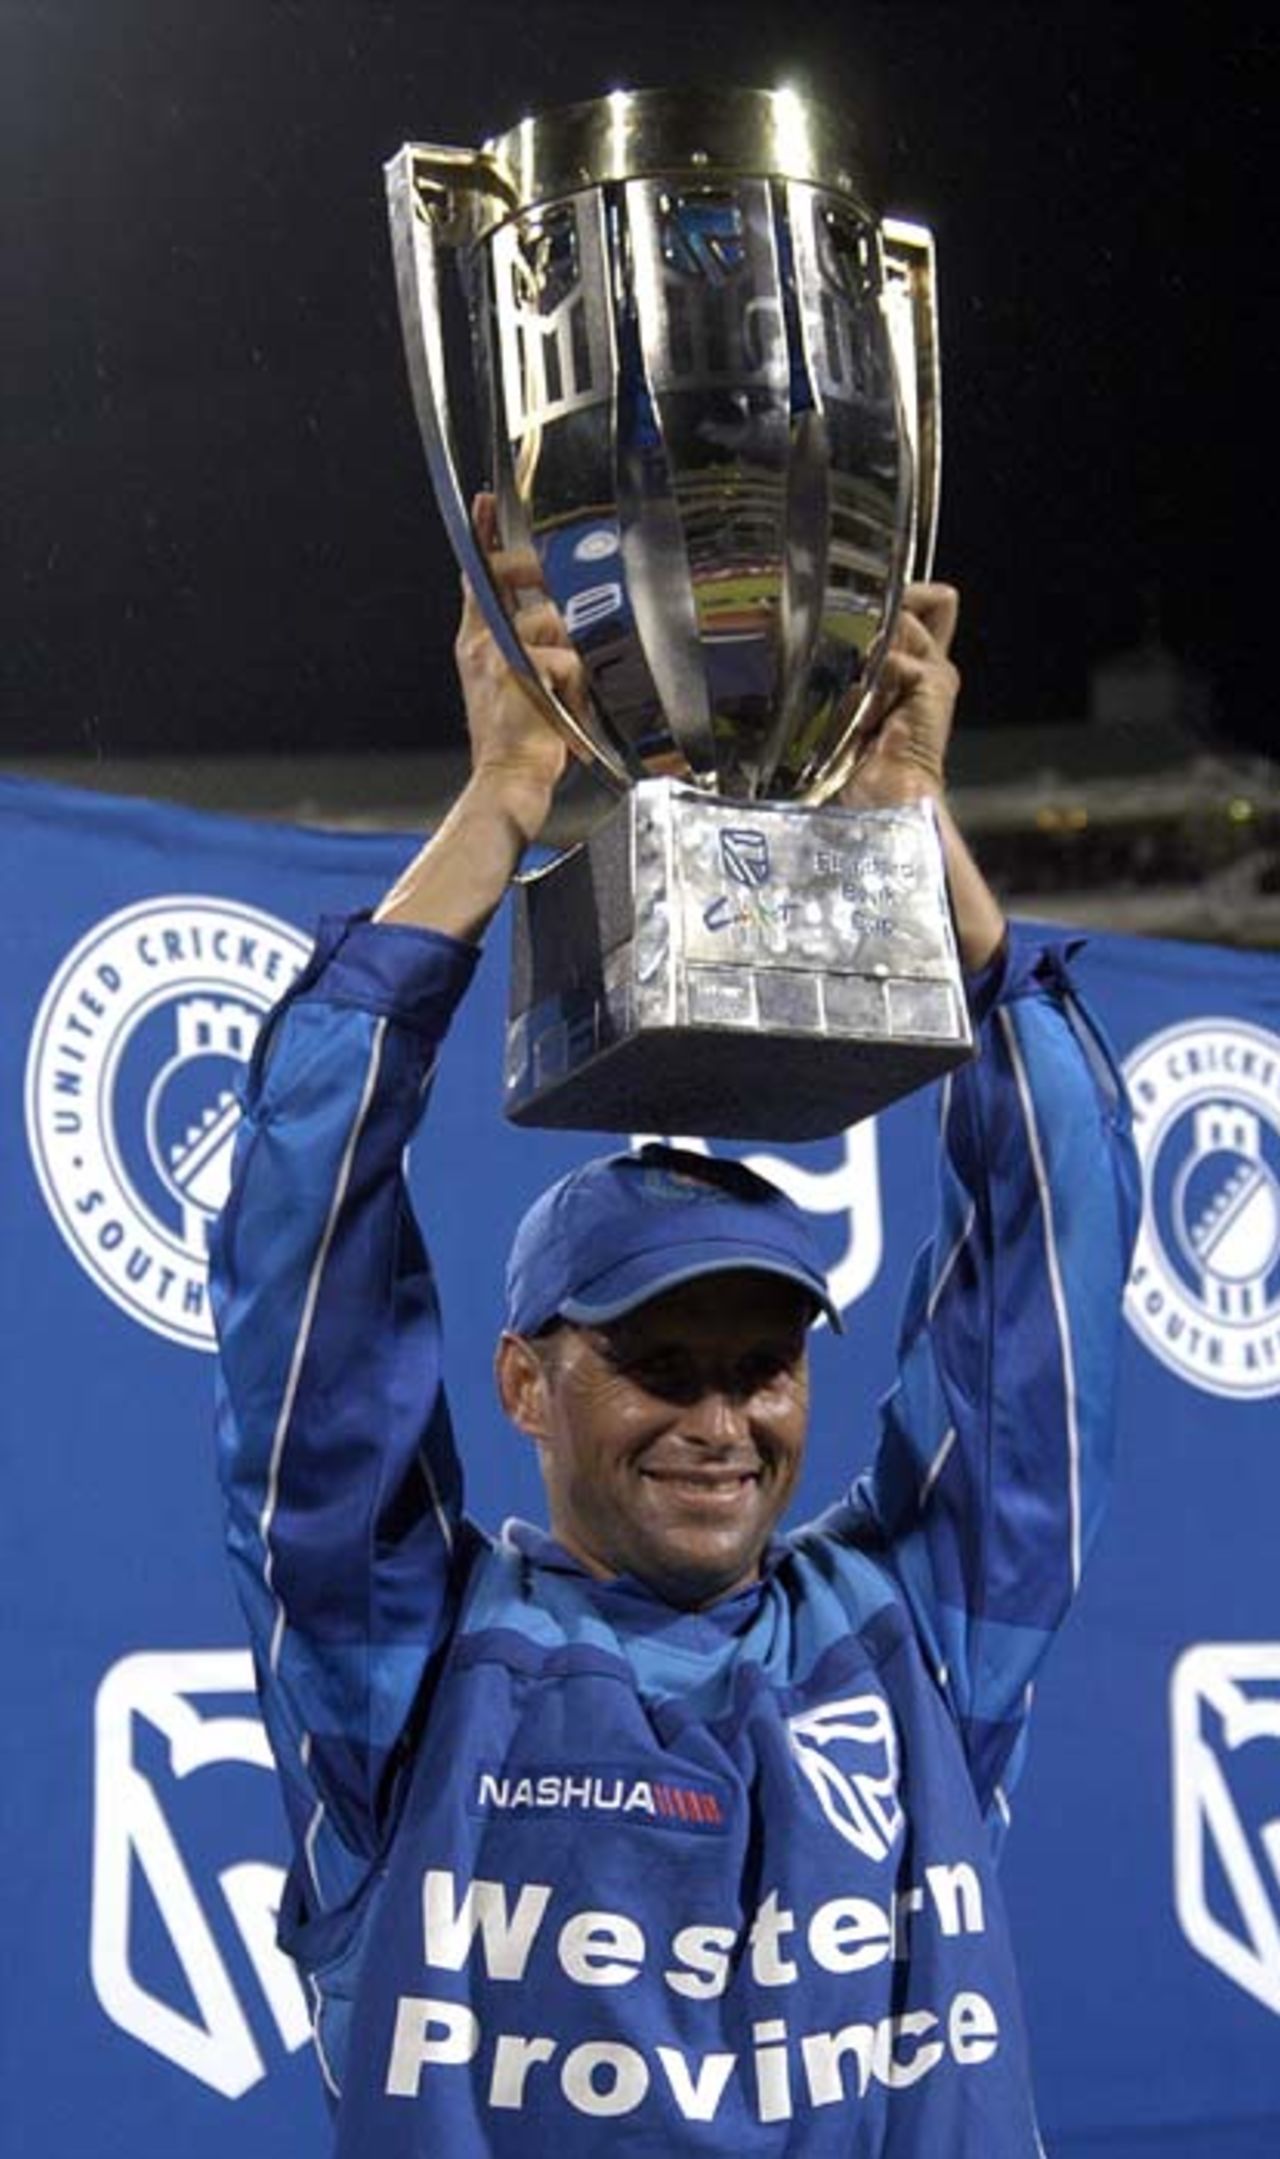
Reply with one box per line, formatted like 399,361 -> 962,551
385,87 -> 971,1140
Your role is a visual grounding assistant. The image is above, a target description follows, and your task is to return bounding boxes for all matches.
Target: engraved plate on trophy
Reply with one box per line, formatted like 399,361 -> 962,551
385,87 -> 969,1139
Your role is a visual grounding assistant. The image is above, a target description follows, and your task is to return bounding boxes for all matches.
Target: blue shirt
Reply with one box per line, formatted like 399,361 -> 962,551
211,917 -> 1139,2155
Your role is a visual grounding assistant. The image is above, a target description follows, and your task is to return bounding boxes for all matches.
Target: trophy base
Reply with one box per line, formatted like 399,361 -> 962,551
505,781 -> 973,1142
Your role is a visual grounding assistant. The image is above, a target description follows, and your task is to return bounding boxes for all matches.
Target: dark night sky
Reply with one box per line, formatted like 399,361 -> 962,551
3,2 -> 1274,764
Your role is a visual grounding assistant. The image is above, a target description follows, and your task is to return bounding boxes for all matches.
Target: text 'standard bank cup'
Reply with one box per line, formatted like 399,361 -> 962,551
386,87 -> 972,1140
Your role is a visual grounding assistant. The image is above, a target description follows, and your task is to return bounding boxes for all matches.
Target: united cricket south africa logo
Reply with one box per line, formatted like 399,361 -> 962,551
25,897 -> 310,1350
1123,1018 -> 1280,1399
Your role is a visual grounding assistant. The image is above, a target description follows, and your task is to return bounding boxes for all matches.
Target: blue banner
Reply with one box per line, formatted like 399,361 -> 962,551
5,775 -> 1278,2157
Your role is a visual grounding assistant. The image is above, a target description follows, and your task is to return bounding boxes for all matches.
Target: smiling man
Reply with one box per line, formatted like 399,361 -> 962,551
499,1182 -> 822,1609
212,518 -> 1140,2156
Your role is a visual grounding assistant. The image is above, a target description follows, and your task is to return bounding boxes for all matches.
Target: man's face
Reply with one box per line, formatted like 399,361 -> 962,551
498,1270 -> 812,1609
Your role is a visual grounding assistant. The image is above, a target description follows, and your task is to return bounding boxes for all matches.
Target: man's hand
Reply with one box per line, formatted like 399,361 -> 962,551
373,497 -> 586,940
838,582 -> 960,809
837,581 -> 1005,972
453,493 -> 587,846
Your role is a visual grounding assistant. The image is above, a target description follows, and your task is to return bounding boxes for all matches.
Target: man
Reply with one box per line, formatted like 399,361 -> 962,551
212,516 -> 1139,2155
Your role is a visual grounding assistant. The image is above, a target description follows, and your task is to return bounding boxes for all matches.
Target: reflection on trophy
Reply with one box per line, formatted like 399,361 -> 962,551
385,87 -> 971,1139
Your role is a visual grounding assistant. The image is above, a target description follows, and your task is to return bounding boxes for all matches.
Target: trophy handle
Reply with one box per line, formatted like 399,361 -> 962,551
881,218 -> 941,583
384,146 -> 629,787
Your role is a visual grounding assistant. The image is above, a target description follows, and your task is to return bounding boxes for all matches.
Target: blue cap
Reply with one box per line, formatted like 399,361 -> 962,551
504,1142 -> 841,1335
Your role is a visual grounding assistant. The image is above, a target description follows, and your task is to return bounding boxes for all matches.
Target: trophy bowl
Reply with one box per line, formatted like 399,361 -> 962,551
386,87 -> 970,1140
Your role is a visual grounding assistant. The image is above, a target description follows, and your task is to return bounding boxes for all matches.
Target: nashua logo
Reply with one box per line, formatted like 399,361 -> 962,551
473,1765 -> 729,1834
25,896 -> 309,1351
787,1694 -> 905,1862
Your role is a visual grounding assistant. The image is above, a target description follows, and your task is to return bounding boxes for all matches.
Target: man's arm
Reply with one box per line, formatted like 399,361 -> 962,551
830,589 -> 1141,1825
211,920 -> 477,1914
211,500 -> 580,1919
843,940 -> 1140,1829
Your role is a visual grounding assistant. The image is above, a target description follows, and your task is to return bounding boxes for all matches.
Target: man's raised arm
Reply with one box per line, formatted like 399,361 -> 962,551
831,587 -> 1141,1826
211,499 -> 581,1923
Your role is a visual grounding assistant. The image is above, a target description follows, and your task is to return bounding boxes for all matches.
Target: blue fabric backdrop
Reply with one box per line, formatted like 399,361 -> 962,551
5,774 -> 1279,2157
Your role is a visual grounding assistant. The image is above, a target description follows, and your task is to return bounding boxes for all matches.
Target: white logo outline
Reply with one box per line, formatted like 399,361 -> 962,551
786,1693 -> 905,1862
90,1649 -> 311,2096
1170,1640 -> 1280,2017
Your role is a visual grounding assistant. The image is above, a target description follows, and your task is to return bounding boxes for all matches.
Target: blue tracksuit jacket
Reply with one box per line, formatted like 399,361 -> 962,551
211,914 -> 1139,2156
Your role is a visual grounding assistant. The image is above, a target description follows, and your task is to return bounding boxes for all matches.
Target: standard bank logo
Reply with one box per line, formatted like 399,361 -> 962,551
1122,1019 -> 1280,1399
24,896 -> 310,1351
1171,1642 -> 1280,2017
787,1694 -> 905,1862
91,1650 -> 311,2095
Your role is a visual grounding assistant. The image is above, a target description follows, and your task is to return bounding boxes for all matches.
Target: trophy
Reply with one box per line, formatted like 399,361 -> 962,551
385,87 -> 971,1140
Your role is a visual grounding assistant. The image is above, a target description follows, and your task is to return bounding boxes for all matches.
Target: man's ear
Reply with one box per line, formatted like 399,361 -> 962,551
495,1331 -> 553,1438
